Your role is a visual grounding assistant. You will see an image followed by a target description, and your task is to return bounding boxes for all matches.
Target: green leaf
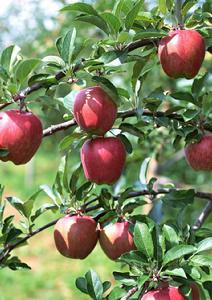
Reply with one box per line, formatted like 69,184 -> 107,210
125,0 -> 144,30
163,244 -> 197,266
108,286 -> 125,300
76,277 -> 88,294
139,157 -> 151,188
161,268 -> 187,278
134,222 -> 154,259
70,164 -> 82,194
119,250 -> 148,265
85,270 -> 103,300
40,184 -> 57,205
23,189 -> 42,219
63,90 -> 78,113
190,254 -> 212,267
30,204 -> 57,222
163,224 -> 180,247
117,134 -> 133,154
6,197 -> 27,218
101,12 -> 121,35
196,237 -> 212,254
159,0 -> 167,14
119,123 -> 145,138
76,182 -> 92,201
0,66 -> 9,81
75,15 -> 109,35
192,73 -> 208,97
134,30 -> 167,39
15,59 -> 41,84
42,55 -> 65,68
103,281 -> 111,293
171,92 -> 198,106
1,45 -> 20,73
61,3 -> 99,16
7,256 -> 31,271
182,0 -> 198,16
162,189 -> 195,208
61,29 -> 77,64
113,272 -> 137,286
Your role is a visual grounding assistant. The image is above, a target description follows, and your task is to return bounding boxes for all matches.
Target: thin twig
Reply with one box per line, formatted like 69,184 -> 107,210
192,201 -> 212,230
121,286 -> 138,300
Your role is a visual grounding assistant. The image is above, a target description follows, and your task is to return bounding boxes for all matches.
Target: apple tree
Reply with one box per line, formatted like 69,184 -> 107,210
0,0 -> 212,299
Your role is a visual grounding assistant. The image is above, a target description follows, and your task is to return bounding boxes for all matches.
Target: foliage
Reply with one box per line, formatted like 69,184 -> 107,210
0,0 -> 212,299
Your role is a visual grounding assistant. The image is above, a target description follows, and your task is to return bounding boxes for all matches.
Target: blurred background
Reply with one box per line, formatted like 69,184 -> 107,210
0,0 -> 211,299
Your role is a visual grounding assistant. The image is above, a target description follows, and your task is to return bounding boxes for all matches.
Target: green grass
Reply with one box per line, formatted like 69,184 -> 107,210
0,140 -> 117,300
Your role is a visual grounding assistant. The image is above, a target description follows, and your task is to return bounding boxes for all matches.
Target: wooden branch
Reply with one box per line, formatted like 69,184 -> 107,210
43,119 -> 77,137
121,286 -> 139,300
192,201 -> 212,230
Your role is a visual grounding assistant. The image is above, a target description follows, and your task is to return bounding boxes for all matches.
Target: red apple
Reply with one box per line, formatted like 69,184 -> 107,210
140,286 -> 185,300
99,221 -> 135,260
158,29 -> 205,79
140,284 -> 200,300
81,137 -> 126,185
0,109 -> 42,165
54,215 -> 98,259
73,86 -> 117,135
185,135 -> 212,171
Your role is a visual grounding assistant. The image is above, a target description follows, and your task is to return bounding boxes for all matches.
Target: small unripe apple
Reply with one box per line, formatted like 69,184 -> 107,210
54,215 -> 98,259
73,86 -> 117,135
158,29 -> 205,79
185,135 -> 212,171
0,109 -> 42,165
140,286 -> 185,300
99,221 -> 135,260
81,137 -> 126,185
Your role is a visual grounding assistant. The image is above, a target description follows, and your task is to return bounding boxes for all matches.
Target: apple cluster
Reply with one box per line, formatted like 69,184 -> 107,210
73,86 -> 126,184
54,214 -> 135,260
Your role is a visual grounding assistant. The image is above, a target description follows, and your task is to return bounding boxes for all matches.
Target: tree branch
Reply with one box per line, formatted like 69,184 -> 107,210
0,187 -> 211,264
192,201 -> 212,230
121,286 -> 138,300
43,119 -> 77,137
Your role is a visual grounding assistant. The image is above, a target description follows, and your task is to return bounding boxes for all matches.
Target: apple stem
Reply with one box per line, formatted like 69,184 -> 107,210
174,0 -> 184,28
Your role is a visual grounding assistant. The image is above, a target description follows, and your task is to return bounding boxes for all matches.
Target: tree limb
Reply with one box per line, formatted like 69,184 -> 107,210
192,201 -> 212,230
121,286 -> 139,300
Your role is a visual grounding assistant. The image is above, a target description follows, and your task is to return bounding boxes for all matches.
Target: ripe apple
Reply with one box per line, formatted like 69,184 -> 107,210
81,137 -> 126,185
0,109 -> 42,165
140,284 -> 200,300
99,221 -> 135,260
140,286 -> 186,300
185,135 -> 212,171
54,215 -> 98,259
158,29 -> 205,79
73,86 -> 117,135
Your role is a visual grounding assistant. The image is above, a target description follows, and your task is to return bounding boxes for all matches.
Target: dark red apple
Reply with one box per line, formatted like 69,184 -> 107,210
140,286 -> 185,300
0,109 -> 42,165
185,135 -> 212,171
81,137 -> 126,185
99,221 -> 135,260
73,86 -> 117,135
158,29 -> 205,79
54,215 -> 98,259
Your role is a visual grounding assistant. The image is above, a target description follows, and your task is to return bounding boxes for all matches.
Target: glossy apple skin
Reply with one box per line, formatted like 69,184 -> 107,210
158,29 -> 205,79
81,137 -> 126,185
140,286 -> 186,300
54,215 -> 98,259
185,135 -> 212,171
73,86 -> 117,135
0,109 -> 42,165
99,221 -> 135,260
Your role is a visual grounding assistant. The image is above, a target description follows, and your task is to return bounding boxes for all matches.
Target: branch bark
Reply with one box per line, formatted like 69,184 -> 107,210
121,286 -> 139,300
192,201 -> 212,230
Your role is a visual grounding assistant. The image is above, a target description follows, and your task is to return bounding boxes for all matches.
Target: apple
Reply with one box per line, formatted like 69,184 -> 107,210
0,109 -> 43,165
54,215 -> 98,259
184,135 -> 212,171
73,86 -> 117,135
140,286 -> 185,300
158,29 -> 205,79
99,221 -> 135,260
81,137 -> 126,185
140,284 -> 200,300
